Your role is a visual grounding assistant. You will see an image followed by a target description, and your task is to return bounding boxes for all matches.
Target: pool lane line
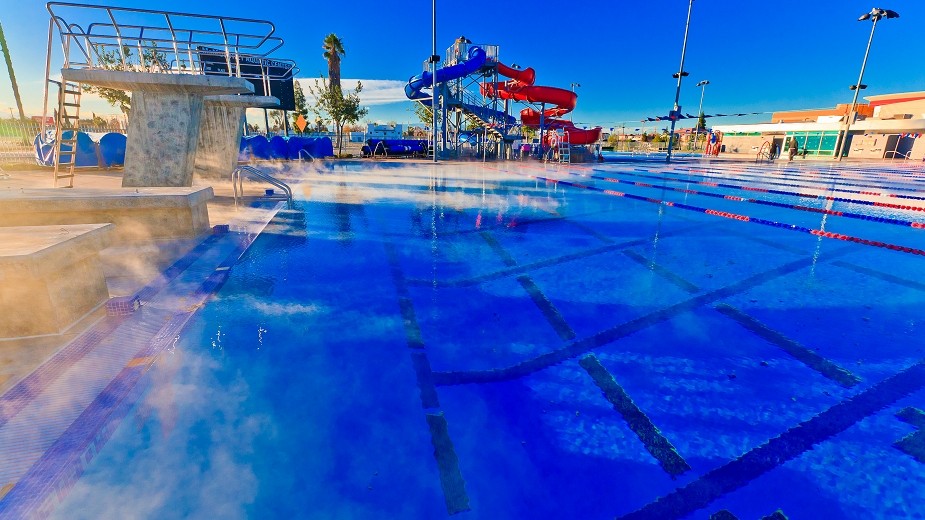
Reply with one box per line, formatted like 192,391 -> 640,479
382,241 -> 471,515
652,163 -> 925,196
480,232 -> 576,341
622,250 -> 701,294
617,359 -> 925,520
737,164 -> 925,189
591,167 -> 925,214
894,407 -> 925,463
580,169 -> 925,228
0,219 -> 275,519
738,163 -> 925,188
579,354 -> 691,476
433,248 -> 853,387
713,304 -> 861,388
636,165 -> 925,201
0,232 -> 225,432
831,260 -> 925,293
406,221 -> 707,289
493,167 -> 925,257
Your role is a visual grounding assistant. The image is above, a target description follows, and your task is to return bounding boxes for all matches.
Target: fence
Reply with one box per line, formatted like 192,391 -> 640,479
0,120 -> 125,165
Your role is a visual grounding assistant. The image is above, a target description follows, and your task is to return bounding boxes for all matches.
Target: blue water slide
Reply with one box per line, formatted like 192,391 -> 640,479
405,46 -> 487,100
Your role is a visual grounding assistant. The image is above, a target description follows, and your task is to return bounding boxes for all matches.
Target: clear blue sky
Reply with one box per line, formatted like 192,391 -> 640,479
1,0 -> 924,131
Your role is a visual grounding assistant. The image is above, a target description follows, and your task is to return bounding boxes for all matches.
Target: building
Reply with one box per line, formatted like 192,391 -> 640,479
714,91 -> 925,160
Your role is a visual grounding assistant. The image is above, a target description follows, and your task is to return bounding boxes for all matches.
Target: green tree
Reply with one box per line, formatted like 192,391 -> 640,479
697,112 -> 706,131
322,33 -> 345,93
81,43 -> 168,116
308,78 -> 368,155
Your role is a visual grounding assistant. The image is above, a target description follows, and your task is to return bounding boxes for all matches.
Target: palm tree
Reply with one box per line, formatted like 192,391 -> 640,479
0,20 -> 25,120
322,33 -> 344,92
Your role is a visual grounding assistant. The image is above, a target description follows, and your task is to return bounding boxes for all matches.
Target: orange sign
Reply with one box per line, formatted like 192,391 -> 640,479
295,114 -> 307,132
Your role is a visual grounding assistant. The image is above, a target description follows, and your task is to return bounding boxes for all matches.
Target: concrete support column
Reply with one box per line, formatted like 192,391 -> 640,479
123,90 -> 205,187
62,69 -> 253,188
194,95 -> 278,183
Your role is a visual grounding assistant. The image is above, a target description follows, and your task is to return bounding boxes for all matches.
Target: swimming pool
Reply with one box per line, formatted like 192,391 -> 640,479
10,159 -> 925,519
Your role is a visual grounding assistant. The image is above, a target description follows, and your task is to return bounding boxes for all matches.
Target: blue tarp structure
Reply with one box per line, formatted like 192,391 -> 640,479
98,133 -> 126,167
33,130 -> 123,167
240,134 -> 333,161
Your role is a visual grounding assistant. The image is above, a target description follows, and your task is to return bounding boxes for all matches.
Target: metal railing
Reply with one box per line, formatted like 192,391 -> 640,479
45,2 -> 298,88
885,149 -> 912,161
231,165 -> 292,207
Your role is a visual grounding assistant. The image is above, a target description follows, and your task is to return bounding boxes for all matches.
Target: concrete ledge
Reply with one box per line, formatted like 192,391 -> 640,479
0,187 -> 213,241
0,224 -> 113,338
61,69 -> 254,95
203,95 -> 280,108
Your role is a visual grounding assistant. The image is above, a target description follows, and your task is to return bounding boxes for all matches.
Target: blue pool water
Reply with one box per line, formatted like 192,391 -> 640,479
49,160 -> 925,519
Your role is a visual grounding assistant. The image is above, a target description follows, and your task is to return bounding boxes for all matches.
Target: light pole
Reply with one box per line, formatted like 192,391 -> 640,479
666,0 -> 695,164
695,80 -> 709,153
835,7 -> 899,161
431,0 -> 438,163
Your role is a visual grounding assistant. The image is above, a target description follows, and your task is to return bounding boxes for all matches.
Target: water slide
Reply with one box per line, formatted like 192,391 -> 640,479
405,46 -> 517,131
481,63 -> 602,145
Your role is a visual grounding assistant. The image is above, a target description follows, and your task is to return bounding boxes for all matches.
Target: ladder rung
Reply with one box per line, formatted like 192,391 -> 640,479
55,172 -> 75,178
57,150 -> 76,156
62,102 -> 80,107
63,90 -> 81,95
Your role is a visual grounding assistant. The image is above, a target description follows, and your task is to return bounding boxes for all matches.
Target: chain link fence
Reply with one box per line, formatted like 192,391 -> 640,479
0,120 -> 126,165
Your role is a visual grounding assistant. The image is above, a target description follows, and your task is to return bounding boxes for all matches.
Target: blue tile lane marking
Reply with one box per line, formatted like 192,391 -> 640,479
714,304 -> 861,388
894,407 -> 925,463
382,241 -> 470,514
618,360 -> 925,520
622,250 -> 700,294
832,261 -> 925,293
579,354 -> 691,476
433,248 -> 852,387
479,232 -> 576,341
425,413 -> 471,515
406,222 -> 707,288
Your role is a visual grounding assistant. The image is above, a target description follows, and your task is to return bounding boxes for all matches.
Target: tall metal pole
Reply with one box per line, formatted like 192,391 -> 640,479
836,18 -> 878,161
432,0 -> 438,163
696,80 -> 708,153
666,0 -> 694,164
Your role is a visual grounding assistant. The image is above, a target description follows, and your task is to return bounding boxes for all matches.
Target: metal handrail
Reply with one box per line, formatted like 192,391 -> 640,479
297,149 -> 314,162
231,165 -> 292,208
46,2 -> 289,83
885,149 -> 912,161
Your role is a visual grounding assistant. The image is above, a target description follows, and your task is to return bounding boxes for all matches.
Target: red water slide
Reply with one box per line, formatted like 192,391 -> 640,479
480,63 -> 602,145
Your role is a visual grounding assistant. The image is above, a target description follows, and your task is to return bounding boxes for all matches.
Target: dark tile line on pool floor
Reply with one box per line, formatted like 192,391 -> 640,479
382,241 -> 470,515
622,249 -> 701,294
894,407 -> 925,463
432,246 -> 854,386
714,304 -> 861,388
0,232 -> 225,431
407,222 -> 706,288
619,359 -> 925,520
579,354 -> 691,476
0,228 -> 262,518
832,260 -> 925,293
479,232 -> 576,341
